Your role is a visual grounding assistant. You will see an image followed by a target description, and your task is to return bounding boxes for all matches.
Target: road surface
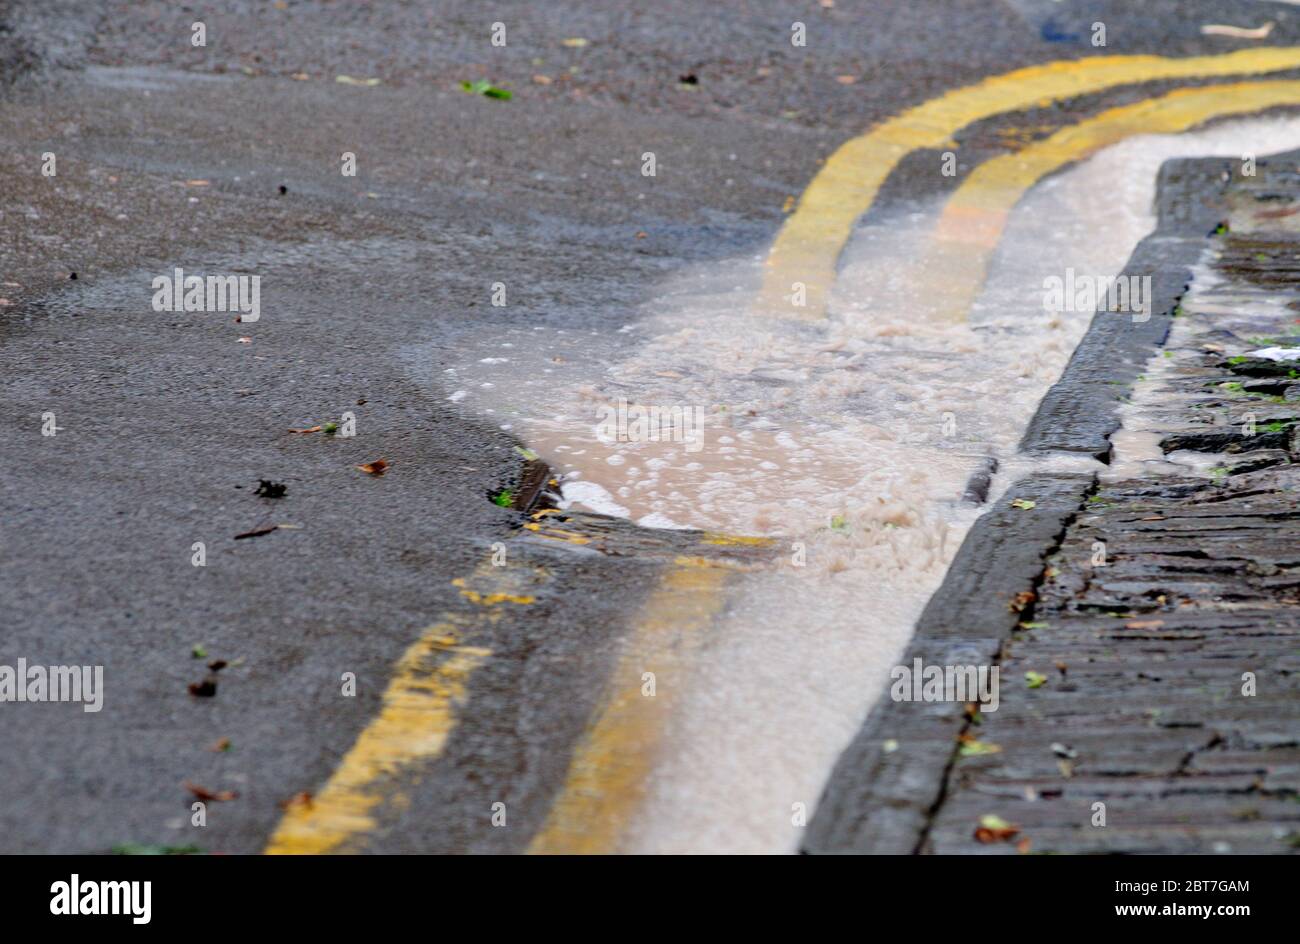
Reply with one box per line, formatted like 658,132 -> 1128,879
2,0 -> 1299,854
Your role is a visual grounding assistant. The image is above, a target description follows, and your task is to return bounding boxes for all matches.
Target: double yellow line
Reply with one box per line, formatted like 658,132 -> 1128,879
925,79 -> 1300,320
763,47 -> 1300,318
265,559 -> 535,854
265,47 -> 1300,855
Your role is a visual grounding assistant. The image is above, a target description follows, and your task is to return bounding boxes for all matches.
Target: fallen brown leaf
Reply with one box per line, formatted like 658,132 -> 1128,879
974,823 -> 1020,843
288,425 -> 322,434
279,791 -> 314,812
184,781 -> 238,802
1009,590 -> 1036,613
357,458 -> 390,476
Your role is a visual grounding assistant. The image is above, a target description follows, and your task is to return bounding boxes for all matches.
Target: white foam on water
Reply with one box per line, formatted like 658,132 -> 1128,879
416,115 -> 1300,853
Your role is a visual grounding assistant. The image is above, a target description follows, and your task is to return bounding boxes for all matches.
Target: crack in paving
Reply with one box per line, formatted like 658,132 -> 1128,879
806,152 -> 1300,854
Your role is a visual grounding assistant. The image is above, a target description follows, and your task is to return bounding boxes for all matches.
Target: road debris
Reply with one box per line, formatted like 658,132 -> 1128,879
1008,590 -> 1036,613
234,524 -> 279,540
957,734 -> 1001,756
254,479 -> 287,498
279,791 -> 313,812
1247,345 -> 1300,361
973,814 -> 1019,843
1201,22 -> 1274,39
183,782 -> 238,802
460,79 -> 512,100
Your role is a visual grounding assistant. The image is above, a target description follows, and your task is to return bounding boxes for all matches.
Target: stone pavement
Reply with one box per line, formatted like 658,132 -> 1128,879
807,154 -> 1300,855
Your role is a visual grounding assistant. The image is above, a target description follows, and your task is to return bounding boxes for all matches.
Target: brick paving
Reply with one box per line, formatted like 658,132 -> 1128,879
808,156 -> 1300,855
924,163 -> 1300,855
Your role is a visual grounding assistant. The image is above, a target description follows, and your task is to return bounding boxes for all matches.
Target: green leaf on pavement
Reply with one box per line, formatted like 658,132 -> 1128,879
461,79 -> 512,100
959,739 -> 1002,757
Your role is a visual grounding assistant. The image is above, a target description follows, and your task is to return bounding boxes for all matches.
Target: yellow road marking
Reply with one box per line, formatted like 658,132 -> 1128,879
264,51 -> 1300,855
522,521 -> 591,544
264,562 -> 533,854
527,561 -> 731,854
926,79 -> 1300,320
452,575 -> 537,605
701,532 -> 776,547
762,47 -> 1300,318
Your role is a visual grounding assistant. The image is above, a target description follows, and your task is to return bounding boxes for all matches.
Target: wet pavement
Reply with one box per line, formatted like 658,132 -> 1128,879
3,2 -> 1300,854
810,154 -> 1300,854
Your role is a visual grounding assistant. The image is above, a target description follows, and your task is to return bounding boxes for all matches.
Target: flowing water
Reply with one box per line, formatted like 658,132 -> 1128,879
416,115 -> 1300,852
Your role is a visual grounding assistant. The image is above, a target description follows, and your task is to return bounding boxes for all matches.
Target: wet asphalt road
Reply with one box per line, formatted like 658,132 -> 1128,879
3,1 -> 1300,853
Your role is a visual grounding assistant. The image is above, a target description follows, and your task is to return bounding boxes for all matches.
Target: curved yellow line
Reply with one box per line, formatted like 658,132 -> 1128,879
762,47 -> 1300,318
527,563 -> 729,854
926,79 -> 1300,321
264,559 -> 529,854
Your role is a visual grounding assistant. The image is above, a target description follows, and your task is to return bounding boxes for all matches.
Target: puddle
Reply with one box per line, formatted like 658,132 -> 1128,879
1111,260 -> 1300,482
413,114 -> 1300,853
